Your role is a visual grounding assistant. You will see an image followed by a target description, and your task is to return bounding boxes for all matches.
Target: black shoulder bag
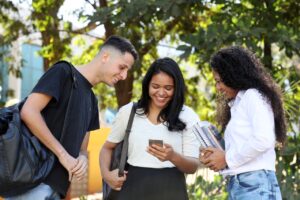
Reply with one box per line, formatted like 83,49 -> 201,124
102,103 -> 137,200
0,61 -> 77,197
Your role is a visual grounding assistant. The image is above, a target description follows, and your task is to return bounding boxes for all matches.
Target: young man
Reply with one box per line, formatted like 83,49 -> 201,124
8,35 -> 138,199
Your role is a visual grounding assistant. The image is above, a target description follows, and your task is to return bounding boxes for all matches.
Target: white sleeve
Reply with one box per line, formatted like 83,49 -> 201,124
107,103 -> 133,143
182,125 -> 200,158
226,90 -> 276,168
181,106 -> 201,158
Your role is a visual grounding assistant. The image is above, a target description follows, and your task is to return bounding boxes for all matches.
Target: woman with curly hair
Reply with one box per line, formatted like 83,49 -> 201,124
200,46 -> 286,199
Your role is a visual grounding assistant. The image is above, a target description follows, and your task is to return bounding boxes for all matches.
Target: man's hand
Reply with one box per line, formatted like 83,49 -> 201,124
58,151 -> 78,181
199,147 -> 227,172
147,143 -> 175,162
72,154 -> 88,181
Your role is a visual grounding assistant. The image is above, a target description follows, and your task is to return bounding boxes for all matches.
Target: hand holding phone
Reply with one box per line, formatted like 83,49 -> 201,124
147,140 -> 175,162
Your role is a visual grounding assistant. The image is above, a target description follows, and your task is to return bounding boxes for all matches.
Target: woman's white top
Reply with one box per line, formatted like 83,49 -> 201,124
221,89 -> 277,176
107,102 -> 200,169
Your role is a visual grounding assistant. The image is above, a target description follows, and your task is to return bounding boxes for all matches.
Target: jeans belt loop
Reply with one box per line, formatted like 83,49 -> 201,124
233,174 -> 238,182
263,169 -> 269,176
225,174 -> 237,184
225,175 -> 230,181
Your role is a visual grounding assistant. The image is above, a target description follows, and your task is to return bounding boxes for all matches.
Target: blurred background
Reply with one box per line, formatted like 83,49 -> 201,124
0,0 -> 299,199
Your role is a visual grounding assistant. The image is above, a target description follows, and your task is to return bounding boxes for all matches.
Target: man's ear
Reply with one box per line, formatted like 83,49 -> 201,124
101,51 -> 110,63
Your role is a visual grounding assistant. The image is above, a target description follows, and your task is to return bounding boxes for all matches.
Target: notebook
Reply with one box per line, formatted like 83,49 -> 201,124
192,121 -> 225,150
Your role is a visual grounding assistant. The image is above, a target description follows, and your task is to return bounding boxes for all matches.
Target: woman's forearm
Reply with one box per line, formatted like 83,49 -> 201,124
170,152 -> 199,174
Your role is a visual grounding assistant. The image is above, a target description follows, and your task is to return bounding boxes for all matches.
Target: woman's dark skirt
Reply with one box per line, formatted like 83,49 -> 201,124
117,165 -> 188,200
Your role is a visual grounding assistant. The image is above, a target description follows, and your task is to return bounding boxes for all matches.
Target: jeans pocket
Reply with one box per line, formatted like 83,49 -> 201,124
237,171 -> 262,190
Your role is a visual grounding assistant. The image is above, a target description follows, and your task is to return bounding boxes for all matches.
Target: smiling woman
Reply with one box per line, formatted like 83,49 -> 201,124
100,57 -> 201,200
200,46 -> 286,200
148,72 -> 174,113
212,70 -> 238,100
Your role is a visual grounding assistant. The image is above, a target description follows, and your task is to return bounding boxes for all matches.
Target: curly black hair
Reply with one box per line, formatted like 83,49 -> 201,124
210,46 -> 287,144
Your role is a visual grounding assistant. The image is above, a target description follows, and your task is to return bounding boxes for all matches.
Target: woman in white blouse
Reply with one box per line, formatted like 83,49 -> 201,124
100,57 -> 200,200
200,46 -> 286,200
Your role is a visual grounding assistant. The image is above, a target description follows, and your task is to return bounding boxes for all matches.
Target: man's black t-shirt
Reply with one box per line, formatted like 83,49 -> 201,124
31,61 -> 99,197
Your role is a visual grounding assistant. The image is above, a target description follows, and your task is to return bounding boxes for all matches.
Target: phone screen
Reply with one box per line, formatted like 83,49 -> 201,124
149,139 -> 163,147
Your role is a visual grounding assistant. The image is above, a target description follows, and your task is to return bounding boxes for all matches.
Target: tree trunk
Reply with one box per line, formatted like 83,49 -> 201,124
100,0 -> 115,38
263,36 -> 272,70
263,0 -> 273,71
114,70 -> 134,108
41,33 -> 51,71
99,0 -> 130,108
43,58 -> 50,72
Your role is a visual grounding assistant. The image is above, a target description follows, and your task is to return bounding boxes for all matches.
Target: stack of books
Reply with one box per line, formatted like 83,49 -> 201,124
192,121 -> 225,150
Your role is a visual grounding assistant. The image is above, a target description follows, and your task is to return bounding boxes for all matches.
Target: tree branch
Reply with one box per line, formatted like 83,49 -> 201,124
140,18 -> 179,56
57,28 -> 103,39
72,22 -> 98,34
84,0 -> 97,10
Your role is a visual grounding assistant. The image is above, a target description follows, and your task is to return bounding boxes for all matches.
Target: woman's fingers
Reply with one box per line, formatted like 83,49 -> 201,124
147,145 -> 167,159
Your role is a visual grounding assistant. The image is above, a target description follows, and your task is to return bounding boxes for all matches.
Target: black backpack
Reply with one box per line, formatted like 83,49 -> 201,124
0,101 -> 55,197
0,61 -> 76,197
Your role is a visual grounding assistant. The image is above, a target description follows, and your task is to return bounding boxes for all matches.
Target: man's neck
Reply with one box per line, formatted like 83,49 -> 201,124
77,60 -> 103,86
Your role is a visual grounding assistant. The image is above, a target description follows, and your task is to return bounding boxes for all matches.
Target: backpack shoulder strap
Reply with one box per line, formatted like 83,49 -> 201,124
118,102 -> 137,176
54,60 -> 77,89
53,60 -> 77,142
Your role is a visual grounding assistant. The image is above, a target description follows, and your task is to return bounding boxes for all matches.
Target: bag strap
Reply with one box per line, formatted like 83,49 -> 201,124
54,61 -> 77,142
118,102 -> 137,177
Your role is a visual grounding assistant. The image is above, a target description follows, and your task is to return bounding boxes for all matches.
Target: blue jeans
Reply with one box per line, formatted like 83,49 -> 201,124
227,170 -> 282,200
5,183 -> 60,200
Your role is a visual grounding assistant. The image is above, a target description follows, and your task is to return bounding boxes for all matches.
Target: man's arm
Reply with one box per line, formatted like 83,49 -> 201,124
21,93 -> 78,181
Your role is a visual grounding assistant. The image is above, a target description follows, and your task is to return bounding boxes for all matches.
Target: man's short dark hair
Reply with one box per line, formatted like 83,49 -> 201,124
102,35 -> 138,61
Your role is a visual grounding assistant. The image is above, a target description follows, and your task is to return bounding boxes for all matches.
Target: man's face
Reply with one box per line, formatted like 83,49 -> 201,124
103,52 -> 135,86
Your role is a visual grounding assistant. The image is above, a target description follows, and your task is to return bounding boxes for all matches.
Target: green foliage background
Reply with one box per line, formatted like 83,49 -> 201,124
0,0 -> 299,199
